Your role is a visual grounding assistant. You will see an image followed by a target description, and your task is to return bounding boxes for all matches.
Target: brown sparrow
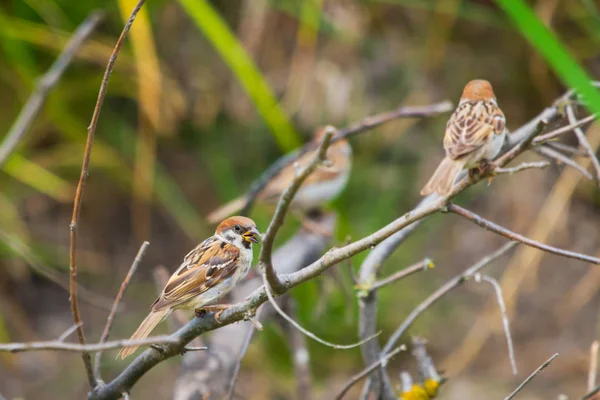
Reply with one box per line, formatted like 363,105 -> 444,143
117,216 -> 260,359
420,79 -> 507,196
207,126 -> 352,224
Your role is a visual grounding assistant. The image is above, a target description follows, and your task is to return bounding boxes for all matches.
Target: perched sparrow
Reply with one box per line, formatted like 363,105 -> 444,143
207,126 -> 352,224
117,216 -> 260,359
420,79 -> 507,196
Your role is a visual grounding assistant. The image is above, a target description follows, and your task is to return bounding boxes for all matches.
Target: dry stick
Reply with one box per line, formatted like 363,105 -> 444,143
262,272 -> 379,349
225,309 -> 263,400
544,142 -> 589,157
381,241 -> 518,355
57,322 -> 84,342
446,204 -> 600,265
259,127 -> 334,294
88,110 -> 556,400
0,336 -> 177,353
533,113 -> 597,144
334,346 -> 405,400
583,384 -> 600,400
475,274 -> 517,375
368,258 -> 433,292
0,11 -> 104,168
241,101 -> 453,215
589,341 -> 599,392
495,161 -> 550,175
504,353 -> 559,400
566,105 -> 600,182
69,0 -> 146,389
534,146 -> 594,180
94,241 -> 150,380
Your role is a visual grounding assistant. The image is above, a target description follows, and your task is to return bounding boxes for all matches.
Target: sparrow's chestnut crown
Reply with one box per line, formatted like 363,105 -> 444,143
216,216 -> 260,243
461,79 -> 496,102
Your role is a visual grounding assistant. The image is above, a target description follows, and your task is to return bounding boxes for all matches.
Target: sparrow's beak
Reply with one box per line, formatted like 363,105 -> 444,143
243,227 -> 261,243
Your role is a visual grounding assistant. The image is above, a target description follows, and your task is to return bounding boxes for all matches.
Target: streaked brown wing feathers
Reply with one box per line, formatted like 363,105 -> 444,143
151,238 -> 240,311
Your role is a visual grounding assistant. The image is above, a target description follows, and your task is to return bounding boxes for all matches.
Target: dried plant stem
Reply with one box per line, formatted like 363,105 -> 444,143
0,336 -> 177,353
69,0 -> 146,388
566,105 -> 600,182
94,241 -> 150,380
589,341 -> 599,392
368,258 -> 433,292
534,146 -> 594,180
495,161 -> 549,175
0,11 -> 104,167
504,353 -> 558,400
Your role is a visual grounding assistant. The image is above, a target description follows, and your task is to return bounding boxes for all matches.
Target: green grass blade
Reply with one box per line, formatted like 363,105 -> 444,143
496,0 -> 600,114
177,0 -> 301,151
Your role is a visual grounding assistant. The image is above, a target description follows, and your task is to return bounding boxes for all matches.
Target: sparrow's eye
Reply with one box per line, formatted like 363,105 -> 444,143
233,224 -> 242,233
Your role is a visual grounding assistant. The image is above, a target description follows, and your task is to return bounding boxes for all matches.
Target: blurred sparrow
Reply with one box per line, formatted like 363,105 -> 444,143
207,126 -> 352,224
420,79 -> 507,196
117,216 -> 260,359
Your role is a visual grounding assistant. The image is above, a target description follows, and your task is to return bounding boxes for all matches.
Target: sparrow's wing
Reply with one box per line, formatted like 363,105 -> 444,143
151,237 -> 240,311
259,140 -> 350,203
443,101 -> 505,160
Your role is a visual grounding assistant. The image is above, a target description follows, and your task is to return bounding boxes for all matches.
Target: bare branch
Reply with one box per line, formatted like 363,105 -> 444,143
584,385 -> 600,400
367,258 -> 434,293
69,0 -> 146,388
0,11 -> 104,167
336,101 -> 454,140
0,336 -> 177,353
589,341 -> 599,392
475,274 -> 517,375
382,242 -> 518,355
259,127 -> 334,294
543,142 -> 589,157
566,105 -> 600,182
57,322 -> 84,342
447,204 -> 600,265
533,113 -> 597,144
504,353 -> 558,400
495,161 -> 550,175
94,241 -> 150,380
534,146 -> 594,180
334,346 -> 405,400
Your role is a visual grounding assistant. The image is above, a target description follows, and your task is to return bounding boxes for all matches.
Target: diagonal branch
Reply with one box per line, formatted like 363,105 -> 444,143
0,11 -> 104,168
566,105 -> 600,182
366,258 -> 433,293
534,146 -> 594,180
259,127 -> 334,294
381,242 -> 518,355
446,204 -> 600,265
94,241 -> 150,381
69,0 -> 146,389
504,353 -> 558,400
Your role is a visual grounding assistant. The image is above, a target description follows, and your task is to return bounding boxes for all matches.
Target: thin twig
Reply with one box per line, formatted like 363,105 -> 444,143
259,127 -> 334,295
381,242 -> 517,355
495,161 -> 550,175
544,142 -> 589,157
57,322 -> 84,342
534,146 -> 594,180
566,105 -> 600,182
504,353 -> 559,400
226,309 -> 263,400
0,336 -> 177,353
368,258 -> 433,293
533,113 -> 597,144
0,11 -> 104,167
334,346 -> 405,400
182,346 -> 208,352
475,274 -> 517,375
262,272 -> 379,349
589,341 -> 599,392
69,0 -> 146,389
583,385 -> 600,400
94,241 -> 150,380
447,204 -> 600,265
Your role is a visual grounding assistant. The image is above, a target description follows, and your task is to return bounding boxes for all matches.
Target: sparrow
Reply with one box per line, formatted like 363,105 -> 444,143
207,126 -> 352,224
117,216 -> 260,359
420,79 -> 507,196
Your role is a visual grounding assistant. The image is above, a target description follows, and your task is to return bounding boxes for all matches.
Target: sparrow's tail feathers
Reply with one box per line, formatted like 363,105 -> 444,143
117,309 -> 170,359
420,157 -> 463,196
206,195 -> 248,224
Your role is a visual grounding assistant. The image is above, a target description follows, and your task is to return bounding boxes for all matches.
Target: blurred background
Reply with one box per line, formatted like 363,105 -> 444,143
0,0 -> 599,398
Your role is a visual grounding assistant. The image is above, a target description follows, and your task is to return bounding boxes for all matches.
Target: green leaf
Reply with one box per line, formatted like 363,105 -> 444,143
177,0 -> 301,151
496,0 -> 600,115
